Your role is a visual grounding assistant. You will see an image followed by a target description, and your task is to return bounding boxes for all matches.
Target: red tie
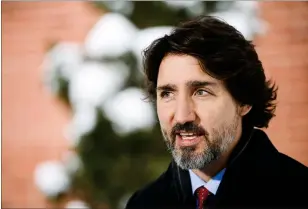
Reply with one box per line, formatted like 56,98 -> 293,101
195,186 -> 210,209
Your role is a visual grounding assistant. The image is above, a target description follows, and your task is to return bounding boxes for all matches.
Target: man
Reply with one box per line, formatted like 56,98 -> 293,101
125,16 -> 308,209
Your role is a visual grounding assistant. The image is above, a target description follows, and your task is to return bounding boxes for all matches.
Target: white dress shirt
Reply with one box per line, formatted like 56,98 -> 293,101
189,168 -> 226,195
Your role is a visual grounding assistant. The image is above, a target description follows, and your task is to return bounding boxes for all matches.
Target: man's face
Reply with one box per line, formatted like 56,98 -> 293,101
156,54 -> 244,170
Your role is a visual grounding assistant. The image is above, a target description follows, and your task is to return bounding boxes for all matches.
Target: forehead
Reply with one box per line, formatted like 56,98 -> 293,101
157,54 -> 220,86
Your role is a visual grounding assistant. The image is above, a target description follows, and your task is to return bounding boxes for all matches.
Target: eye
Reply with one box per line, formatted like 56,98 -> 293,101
194,89 -> 209,96
160,91 -> 173,99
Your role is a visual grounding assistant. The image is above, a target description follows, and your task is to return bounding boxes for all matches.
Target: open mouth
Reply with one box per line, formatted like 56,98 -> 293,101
179,132 -> 199,140
175,131 -> 204,147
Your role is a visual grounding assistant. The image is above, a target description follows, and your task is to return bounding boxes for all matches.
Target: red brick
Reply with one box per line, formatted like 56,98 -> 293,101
258,2 -> 308,166
2,2 -> 101,208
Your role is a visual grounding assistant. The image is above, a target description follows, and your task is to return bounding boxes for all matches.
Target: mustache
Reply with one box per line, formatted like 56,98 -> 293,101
170,122 -> 207,140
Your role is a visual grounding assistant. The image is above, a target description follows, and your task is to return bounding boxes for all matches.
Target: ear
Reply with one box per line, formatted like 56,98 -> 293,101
239,104 -> 252,116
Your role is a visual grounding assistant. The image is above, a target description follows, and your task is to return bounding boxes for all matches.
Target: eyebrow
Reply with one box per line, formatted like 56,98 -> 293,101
186,80 -> 218,89
156,84 -> 177,92
156,80 -> 218,91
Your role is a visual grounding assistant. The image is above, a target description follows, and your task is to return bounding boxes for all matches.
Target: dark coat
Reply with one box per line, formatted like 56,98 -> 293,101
125,128 -> 308,209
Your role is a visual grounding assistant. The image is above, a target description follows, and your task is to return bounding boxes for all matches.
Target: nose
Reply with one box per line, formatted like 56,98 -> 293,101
174,96 -> 196,124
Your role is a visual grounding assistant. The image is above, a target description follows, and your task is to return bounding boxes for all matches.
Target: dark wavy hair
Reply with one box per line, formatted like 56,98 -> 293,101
143,15 -> 277,128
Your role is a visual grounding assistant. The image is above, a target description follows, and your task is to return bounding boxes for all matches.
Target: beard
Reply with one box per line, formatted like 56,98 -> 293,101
161,114 -> 240,170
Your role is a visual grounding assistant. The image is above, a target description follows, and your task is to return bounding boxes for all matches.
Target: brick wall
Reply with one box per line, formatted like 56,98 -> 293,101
256,2 -> 308,165
2,2 -> 101,208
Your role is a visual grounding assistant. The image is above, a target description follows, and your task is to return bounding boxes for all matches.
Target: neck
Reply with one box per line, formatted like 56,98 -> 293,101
192,123 -> 248,182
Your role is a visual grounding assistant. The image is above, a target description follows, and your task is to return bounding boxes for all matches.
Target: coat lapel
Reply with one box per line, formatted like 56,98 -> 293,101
212,128 -> 280,208
171,160 -> 196,208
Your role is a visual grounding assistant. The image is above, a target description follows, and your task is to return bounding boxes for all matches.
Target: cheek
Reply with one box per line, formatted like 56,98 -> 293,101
195,99 -> 237,129
196,107 -> 219,129
157,104 -> 172,129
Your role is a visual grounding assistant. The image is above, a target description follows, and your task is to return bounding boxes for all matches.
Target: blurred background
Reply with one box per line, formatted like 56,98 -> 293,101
2,1 -> 308,209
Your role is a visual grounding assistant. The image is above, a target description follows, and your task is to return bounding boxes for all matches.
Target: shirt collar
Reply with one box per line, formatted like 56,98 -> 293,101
189,168 -> 226,195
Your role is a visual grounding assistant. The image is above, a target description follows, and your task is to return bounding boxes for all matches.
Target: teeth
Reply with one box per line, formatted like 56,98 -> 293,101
179,132 -> 198,140
181,136 -> 197,140
180,133 -> 194,136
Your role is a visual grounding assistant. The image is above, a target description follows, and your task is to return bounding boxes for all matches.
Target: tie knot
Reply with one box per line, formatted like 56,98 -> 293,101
195,186 -> 210,209
196,186 -> 209,196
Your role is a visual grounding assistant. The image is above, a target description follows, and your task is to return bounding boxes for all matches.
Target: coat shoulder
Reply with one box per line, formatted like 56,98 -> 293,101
274,152 -> 308,205
278,152 -> 308,178
125,167 -> 174,209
